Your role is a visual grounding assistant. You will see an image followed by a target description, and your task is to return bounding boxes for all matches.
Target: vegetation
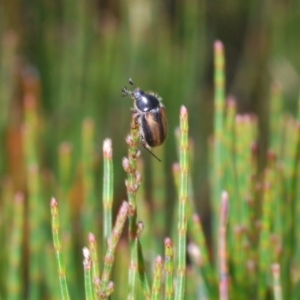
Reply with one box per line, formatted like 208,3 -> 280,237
1,1 -> 300,299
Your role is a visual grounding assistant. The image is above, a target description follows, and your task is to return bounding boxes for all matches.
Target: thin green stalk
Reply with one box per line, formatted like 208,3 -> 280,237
151,256 -> 163,300
0,178 -> 13,294
137,224 -> 151,299
58,143 -> 76,294
7,193 -> 24,299
58,142 -> 73,233
185,266 -> 198,300
258,168 -> 275,299
218,192 -> 229,300
50,198 -> 70,300
233,115 -> 253,287
83,247 -> 94,300
171,162 -> 180,250
114,241 -> 129,299
123,114 -> 150,299
100,201 -> 130,299
124,116 -> 140,300
164,238 -> 174,300
281,121 -> 300,296
151,145 -> 167,255
212,41 -> 226,271
102,138 -> 113,252
45,245 -> 62,300
81,118 -> 97,234
234,115 -> 252,227
27,164 -> 42,300
23,94 -> 43,300
175,106 -> 189,300
88,233 -> 100,298
272,264 -> 282,300
136,158 -> 152,262
0,31 -> 17,132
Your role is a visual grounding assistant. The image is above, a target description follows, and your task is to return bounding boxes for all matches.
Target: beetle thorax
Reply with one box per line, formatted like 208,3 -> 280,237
133,89 -> 160,113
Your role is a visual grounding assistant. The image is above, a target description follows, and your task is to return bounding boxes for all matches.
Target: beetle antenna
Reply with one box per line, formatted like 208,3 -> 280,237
122,87 -> 131,97
144,146 -> 162,162
128,78 -> 135,87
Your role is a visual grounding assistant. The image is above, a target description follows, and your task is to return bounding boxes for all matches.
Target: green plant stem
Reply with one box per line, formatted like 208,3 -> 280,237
23,94 -> 43,300
212,40 -> 225,245
81,118 -> 97,234
219,191 -> 229,300
100,201 -> 130,298
164,238 -> 174,300
58,143 -> 76,294
7,193 -> 24,299
88,233 -> 100,298
124,114 -> 150,299
136,225 -> 151,299
83,247 -> 94,300
272,264 -> 282,300
50,198 -> 70,300
175,106 -> 189,300
58,142 -> 73,233
136,158 -> 152,262
102,138 -> 113,253
151,145 -> 166,255
151,256 -> 163,300
124,116 -> 140,300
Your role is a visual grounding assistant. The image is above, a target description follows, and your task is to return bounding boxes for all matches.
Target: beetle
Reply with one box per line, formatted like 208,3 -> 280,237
122,78 -> 167,161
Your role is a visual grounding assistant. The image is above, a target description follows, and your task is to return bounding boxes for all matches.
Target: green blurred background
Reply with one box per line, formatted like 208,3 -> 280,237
1,0 -> 300,298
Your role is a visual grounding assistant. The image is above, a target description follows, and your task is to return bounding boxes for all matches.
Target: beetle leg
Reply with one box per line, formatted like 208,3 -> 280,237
141,141 -> 162,162
155,93 -> 163,102
132,111 -> 142,120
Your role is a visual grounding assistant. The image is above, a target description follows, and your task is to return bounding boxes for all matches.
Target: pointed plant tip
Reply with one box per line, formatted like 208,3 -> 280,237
155,256 -> 163,263
121,200 -> 130,210
272,263 -> 280,273
82,247 -> 90,258
14,192 -> 24,203
226,96 -> 237,107
88,232 -> 96,242
28,163 -> 39,173
172,162 -> 180,172
164,237 -> 172,245
103,138 -> 113,157
180,105 -> 188,115
24,93 -> 36,108
214,40 -> 224,50
83,117 -> 94,127
59,142 -> 72,153
50,197 -> 57,206
192,213 -> 200,222
221,191 -> 229,202
188,242 -> 201,262
221,191 -> 229,219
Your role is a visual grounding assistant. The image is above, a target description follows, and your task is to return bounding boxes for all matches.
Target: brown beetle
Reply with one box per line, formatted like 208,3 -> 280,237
122,78 -> 167,161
